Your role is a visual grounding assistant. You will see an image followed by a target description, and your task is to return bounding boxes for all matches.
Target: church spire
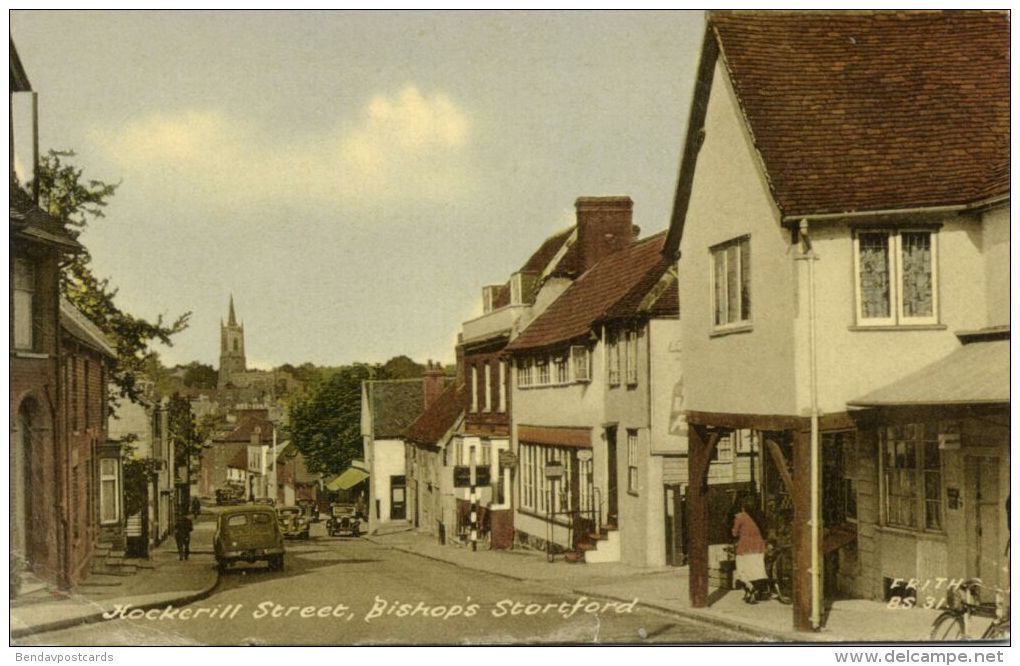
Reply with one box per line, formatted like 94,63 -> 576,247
228,294 -> 237,326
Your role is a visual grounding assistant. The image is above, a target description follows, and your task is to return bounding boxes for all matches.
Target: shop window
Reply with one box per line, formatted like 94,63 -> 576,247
882,423 -> 942,531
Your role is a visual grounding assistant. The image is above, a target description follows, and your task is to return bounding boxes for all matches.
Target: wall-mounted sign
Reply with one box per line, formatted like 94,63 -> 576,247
499,450 -> 517,468
544,461 -> 565,479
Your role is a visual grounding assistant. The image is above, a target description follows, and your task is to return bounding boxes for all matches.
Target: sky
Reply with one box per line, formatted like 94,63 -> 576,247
11,10 -> 705,369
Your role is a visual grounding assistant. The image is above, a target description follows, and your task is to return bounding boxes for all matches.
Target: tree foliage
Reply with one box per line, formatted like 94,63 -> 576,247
181,362 -> 218,389
289,365 -> 372,476
34,150 -> 190,407
377,355 -> 425,380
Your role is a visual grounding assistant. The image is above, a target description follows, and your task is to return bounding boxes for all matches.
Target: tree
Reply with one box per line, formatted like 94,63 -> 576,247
33,150 -> 190,407
181,362 -> 218,389
289,365 -> 372,475
378,355 -> 425,380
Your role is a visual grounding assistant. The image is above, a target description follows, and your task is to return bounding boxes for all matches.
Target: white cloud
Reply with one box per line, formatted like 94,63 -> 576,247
92,85 -> 473,210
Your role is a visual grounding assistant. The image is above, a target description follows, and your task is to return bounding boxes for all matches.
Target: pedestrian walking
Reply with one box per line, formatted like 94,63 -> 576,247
175,514 -> 194,561
732,495 -> 767,604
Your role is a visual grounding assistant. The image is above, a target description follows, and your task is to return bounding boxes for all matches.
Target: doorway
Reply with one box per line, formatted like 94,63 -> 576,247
605,427 -> 619,527
664,483 -> 685,566
964,456 -> 1001,583
390,475 -> 407,520
11,403 -> 32,563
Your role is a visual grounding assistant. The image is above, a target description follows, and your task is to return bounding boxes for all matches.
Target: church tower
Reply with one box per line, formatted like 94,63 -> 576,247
218,295 -> 247,387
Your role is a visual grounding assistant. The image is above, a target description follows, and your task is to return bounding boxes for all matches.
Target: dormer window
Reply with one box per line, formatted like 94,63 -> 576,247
510,273 -> 523,305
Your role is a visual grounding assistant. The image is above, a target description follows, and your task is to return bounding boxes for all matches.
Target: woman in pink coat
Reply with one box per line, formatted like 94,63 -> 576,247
732,496 -> 767,604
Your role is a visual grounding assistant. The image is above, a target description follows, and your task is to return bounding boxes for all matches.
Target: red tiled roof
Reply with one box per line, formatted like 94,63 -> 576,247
405,384 -> 468,445
520,227 -> 572,274
227,448 -> 248,469
506,233 -> 670,352
217,415 -> 275,443
711,10 -> 1009,217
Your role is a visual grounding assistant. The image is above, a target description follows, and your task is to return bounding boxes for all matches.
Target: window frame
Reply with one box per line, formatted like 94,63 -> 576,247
13,257 -> 37,352
626,429 -> 639,495
710,235 -> 752,330
483,362 -> 492,412
607,332 -> 621,386
852,228 -> 940,327
625,326 -> 639,386
571,346 -> 591,383
879,422 -> 944,533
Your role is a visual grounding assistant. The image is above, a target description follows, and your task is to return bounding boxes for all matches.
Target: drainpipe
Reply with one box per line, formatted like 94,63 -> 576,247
798,219 -> 822,630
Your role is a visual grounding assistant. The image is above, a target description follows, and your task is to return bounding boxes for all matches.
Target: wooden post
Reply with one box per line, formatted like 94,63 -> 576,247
792,428 -> 814,631
687,424 -> 718,608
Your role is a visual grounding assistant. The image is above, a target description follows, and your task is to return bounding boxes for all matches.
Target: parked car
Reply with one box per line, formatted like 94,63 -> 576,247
215,486 -> 245,506
276,505 -> 311,540
297,498 -> 320,522
214,505 -> 285,572
326,503 -> 362,537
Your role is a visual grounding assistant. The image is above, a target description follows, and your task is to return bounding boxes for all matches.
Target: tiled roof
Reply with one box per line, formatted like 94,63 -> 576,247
218,415 -> 275,443
520,227 -> 573,274
848,338 -> 1008,407
10,181 -> 81,250
711,10 -> 1009,217
368,379 -> 425,439
405,384 -> 468,445
506,232 -> 670,352
600,253 -> 677,322
60,297 -> 116,357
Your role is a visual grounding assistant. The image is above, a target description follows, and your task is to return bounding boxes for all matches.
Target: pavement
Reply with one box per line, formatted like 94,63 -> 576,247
363,529 -> 957,643
11,511 -> 987,644
10,510 -> 219,640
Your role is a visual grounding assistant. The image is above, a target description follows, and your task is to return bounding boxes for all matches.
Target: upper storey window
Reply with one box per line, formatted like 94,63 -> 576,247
854,230 -> 938,326
711,236 -> 751,329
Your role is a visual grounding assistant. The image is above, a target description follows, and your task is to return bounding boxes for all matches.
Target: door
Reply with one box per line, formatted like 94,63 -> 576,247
964,456 -> 1001,583
664,483 -> 685,566
390,475 -> 407,520
11,405 -> 31,562
606,427 -> 619,526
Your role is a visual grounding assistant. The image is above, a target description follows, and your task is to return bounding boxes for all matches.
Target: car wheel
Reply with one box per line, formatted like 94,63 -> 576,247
217,559 -> 228,574
273,555 -> 284,571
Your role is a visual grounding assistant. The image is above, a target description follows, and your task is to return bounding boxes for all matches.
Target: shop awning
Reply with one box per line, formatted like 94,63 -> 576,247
517,425 -> 592,449
848,338 -> 1009,407
326,467 -> 369,491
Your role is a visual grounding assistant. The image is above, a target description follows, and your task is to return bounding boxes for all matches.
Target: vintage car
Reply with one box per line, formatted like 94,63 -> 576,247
215,486 -> 245,506
326,503 -> 362,537
252,496 -> 276,507
297,498 -> 320,522
214,505 -> 285,572
276,505 -> 310,540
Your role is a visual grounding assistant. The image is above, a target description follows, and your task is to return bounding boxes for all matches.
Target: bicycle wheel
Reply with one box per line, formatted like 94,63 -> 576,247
982,619 -> 1009,640
770,549 -> 793,604
930,612 -> 967,641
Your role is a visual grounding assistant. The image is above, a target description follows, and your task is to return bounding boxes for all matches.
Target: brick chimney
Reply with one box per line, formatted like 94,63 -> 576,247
423,360 -> 446,410
574,196 -> 634,273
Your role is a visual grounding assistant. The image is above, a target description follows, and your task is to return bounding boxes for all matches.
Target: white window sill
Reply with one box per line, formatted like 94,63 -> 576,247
848,324 -> 947,332
11,351 -> 49,359
709,324 -> 753,338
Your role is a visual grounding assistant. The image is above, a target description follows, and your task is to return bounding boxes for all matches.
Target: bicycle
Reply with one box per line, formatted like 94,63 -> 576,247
765,541 -> 793,605
930,579 -> 1010,641
723,542 -> 792,604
